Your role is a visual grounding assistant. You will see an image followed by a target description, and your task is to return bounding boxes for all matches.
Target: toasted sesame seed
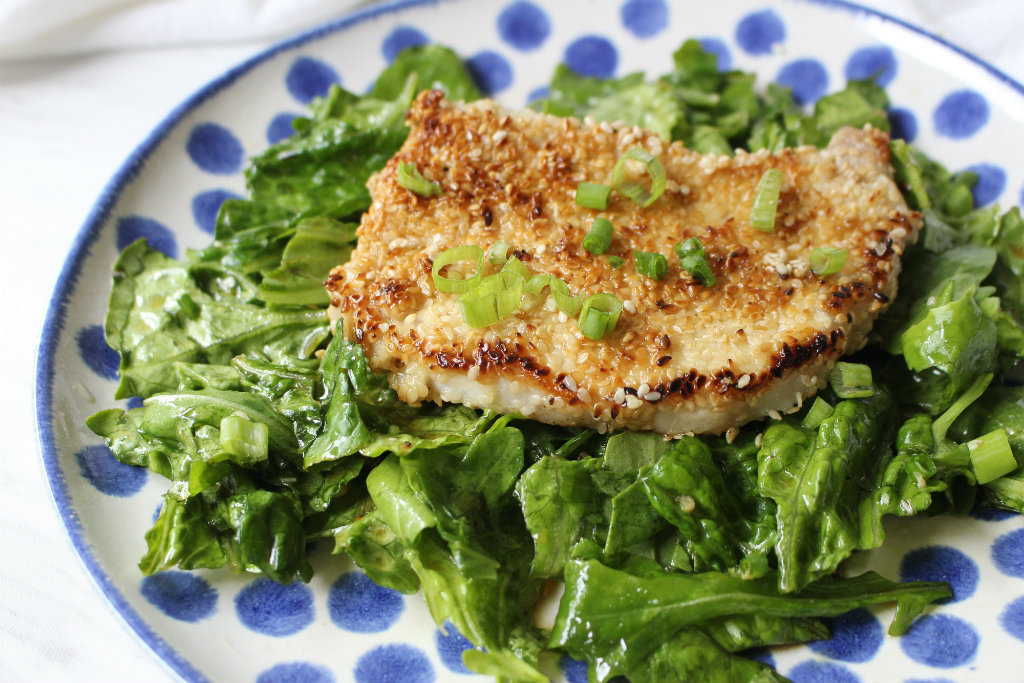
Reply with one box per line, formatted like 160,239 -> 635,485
736,374 -> 751,389
577,387 -> 592,403
644,391 -> 661,402
564,375 -> 577,392
626,395 -> 643,410
613,388 -> 626,404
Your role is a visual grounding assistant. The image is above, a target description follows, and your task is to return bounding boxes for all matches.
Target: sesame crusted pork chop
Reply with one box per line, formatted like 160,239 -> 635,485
325,90 -> 920,435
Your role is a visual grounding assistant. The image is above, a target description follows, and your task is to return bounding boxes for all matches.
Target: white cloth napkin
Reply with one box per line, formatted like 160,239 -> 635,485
0,0 -> 375,60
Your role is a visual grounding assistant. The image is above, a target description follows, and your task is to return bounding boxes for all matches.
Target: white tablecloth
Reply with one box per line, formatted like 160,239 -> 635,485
1,1 -> 1021,680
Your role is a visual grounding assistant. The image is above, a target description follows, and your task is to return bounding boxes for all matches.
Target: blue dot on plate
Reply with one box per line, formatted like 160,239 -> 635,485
256,662 -> 336,683
75,444 -> 147,497
962,163 -> 1006,206
328,572 -> 404,633
435,622 -> 473,674
527,85 -> 550,104
888,106 -> 918,143
900,614 -> 979,668
620,0 -> 669,39
497,1 -> 551,51
1001,595 -> 1024,642
191,189 -> 241,235
186,122 -> 244,175
564,35 -> 618,78
735,9 -> 785,56
354,644 -> 434,683
286,57 -> 340,104
808,608 -> 883,663
127,396 -> 145,411
465,51 -> 514,96
971,504 -> 1018,521
900,545 -> 979,603
699,37 -> 732,72
382,26 -> 429,63
845,46 -> 897,87
775,58 -> 829,105
116,215 -> 177,257
993,528 -> 1024,578
267,112 -> 301,144
76,324 -> 119,380
235,578 -> 315,637
559,654 -> 588,683
140,570 -> 217,622
933,90 -> 989,139
789,660 -> 860,683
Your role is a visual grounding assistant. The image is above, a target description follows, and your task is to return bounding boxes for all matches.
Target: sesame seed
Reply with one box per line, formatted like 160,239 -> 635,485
638,383 -> 650,396
768,410 -> 782,420
563,375 -> 577,392
613,388 -> 626,404
626,395 -> 643,410
725,427 -> 738,444
736,374 -> 751,389
577,387 -> 591,402
676,495 -> 696,513
644,391 -> 661,402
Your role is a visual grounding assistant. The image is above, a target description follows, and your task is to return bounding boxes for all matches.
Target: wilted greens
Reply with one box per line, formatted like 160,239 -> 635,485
88,41 -> 1022,683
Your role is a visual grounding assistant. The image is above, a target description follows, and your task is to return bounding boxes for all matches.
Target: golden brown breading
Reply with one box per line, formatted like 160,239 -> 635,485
325,90 -> 920,434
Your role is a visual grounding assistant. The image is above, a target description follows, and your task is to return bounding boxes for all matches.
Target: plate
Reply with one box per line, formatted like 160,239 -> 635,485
35,1 -> 1024,681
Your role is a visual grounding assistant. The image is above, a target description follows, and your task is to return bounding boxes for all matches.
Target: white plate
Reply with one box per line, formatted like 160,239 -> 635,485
36,1 -> 1024,682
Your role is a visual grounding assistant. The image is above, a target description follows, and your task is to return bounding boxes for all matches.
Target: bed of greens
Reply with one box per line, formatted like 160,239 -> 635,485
88,40 -> 1024,683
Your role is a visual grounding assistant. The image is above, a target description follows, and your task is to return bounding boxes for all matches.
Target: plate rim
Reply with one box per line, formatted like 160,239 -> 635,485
32,1 -> 1024,681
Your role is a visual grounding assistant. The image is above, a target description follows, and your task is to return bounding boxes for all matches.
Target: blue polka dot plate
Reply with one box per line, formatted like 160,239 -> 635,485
35,1 -> 1024,682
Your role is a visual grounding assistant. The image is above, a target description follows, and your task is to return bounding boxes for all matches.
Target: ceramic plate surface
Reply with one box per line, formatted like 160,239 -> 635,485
36,1 -> 1024,682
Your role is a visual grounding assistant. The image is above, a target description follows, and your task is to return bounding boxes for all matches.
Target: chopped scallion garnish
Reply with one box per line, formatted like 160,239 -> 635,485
809,246 -> 848,276
457,269 -> 524,327
750,168 -> 784,232
219,414 -> 269,464
502,255 -> 531,281
674,238 -> 715,287
634,251 -> 668,280
801,397 -> 834,429
524,273 -> 582,316
487,240 -> 511,264
611,148 -> 666,208
575,182 -> 612,210
829,362 -> 874,399
583,217 -> 614,255
578,293 -> 623,340
397,161 -> 443,197
968,428 -> 1017,484
607,255 -> 624,269
432,245 -> 484,293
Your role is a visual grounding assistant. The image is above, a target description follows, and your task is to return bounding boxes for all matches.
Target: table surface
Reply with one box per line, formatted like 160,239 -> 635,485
2,1 -> 1022,681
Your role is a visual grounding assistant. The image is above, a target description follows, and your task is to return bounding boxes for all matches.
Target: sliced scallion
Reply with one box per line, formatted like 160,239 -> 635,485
750,168 -> 784,232
801,397 -> 834,429
219,414 -> 269,465
578,293 -> 623,340
634,251 -> 668,280
611,148 -> 666,208
487,240 -> 511,264
397,161 -> 442,197
523,273 -> 582,316
432,245 -> 484,293
502,255 -> 530,281
583,217 -> 614,255
674,238 -> 715,287
607,255 -> 624,269
968,428 -> 1017,485
829,362 -> 874,399
458,269 -> 524,328
809,246 -> 848,276
575,182 -> 612,210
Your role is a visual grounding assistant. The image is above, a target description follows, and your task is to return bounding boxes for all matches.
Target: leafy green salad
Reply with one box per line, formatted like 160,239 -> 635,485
88,41 -> 1024,683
